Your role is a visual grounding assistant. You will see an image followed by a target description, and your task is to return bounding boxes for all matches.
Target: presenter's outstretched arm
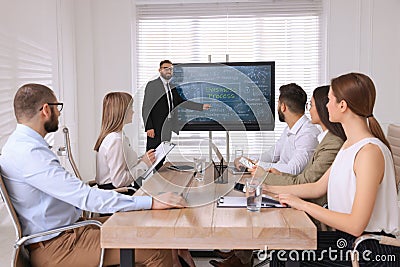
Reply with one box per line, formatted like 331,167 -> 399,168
203,104 -> 211,110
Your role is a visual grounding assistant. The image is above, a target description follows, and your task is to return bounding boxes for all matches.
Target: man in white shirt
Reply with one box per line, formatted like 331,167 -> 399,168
235,83 -> 320,176
0,83 -> 185,266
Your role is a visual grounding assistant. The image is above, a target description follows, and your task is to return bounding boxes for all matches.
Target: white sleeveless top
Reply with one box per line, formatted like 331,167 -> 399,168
328,137 -> 399,235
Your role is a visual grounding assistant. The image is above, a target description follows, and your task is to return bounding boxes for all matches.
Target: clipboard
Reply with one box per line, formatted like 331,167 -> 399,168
136,141 -> 176,185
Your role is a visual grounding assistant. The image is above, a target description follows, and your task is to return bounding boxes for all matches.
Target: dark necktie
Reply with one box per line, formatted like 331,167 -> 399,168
166,82 -> 174,115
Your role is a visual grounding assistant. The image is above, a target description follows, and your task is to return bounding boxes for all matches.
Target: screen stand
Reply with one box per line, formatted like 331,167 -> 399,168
209,131 -> 212,162
226,131 -> 230,163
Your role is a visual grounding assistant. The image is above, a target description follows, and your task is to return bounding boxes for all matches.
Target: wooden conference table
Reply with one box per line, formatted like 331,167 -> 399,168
101,163 -> 317,267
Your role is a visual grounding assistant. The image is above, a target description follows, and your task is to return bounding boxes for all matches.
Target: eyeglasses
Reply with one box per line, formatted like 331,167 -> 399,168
39,103 -> 64,112
161,66 -> 173,71
306,102 -> 312,111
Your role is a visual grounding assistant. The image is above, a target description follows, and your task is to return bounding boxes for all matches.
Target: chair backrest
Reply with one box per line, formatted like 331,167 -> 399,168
0,169 -> 23,241
387,124 -> 400,192
62,126 -> 82,180
0,169 -> 31,267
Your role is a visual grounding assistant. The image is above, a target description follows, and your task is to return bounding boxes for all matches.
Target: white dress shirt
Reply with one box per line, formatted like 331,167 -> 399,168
160,76 -> 173,118
96,132 -> 148,188
0,124 -> 152,244
317,129 -> 328,143
256,115 -> 320,175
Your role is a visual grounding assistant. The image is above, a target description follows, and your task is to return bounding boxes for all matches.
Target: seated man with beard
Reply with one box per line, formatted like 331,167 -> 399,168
0,83 -> 185,267
235,83 -> 320,176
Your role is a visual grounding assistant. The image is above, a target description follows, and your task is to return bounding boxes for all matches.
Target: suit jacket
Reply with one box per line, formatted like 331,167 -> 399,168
142,77 -> 203,134
265,131 -> 344,206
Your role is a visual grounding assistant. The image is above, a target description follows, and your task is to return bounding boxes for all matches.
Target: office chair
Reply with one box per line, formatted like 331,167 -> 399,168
61,127 -> 84,181
387,123 -> 400,193
350,123 -> 400,266
61,126 -> 132,193
351,234 -> 400,267
0,169 -> 105,267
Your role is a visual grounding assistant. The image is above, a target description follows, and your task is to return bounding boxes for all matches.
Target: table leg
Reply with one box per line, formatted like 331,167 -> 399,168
120,249 -> 135,267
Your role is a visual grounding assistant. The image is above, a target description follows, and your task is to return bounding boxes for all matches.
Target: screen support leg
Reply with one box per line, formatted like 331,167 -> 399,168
209,131 -> 212,162
226,131 -> 230,163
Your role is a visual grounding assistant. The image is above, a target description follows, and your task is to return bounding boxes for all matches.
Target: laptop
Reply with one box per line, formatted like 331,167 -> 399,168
210,143 -> 250,174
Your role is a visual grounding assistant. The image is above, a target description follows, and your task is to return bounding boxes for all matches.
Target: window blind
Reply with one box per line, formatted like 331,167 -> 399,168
0,34 -> 57,152
135,0 -> 323,161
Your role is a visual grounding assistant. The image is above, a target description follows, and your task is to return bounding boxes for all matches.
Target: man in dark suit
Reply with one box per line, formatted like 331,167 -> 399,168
142,60 -> 211,156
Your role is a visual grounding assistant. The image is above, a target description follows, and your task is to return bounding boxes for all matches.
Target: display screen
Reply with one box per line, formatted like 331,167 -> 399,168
172,62 -> 275,131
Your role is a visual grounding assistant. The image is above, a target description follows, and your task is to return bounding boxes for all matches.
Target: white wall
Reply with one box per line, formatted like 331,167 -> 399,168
326,0 -> 400,131
74,0 -> 134,180
0,0 -> 61,148
0,0 -> 81,173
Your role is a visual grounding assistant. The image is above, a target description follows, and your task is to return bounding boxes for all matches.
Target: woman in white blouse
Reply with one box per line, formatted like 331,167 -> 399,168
266,73 -> 399,266
94,92 -> 195,267
94,92 -> 155,193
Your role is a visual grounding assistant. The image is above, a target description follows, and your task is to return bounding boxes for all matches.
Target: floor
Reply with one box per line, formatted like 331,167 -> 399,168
0,201 -> 267,267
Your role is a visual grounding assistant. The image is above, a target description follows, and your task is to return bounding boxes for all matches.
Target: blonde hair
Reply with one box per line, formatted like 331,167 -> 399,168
94,92 -> 133,151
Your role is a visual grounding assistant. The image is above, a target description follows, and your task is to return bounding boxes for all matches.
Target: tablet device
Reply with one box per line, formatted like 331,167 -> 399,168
167,165 -> 194,172
239,157 -> 256,169
135,141 -> 176,186
229,166 -> 251,175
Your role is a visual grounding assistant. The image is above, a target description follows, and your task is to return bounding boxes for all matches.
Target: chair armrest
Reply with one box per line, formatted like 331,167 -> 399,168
114,187 -> 129,193
114,187 -> 136,193
87,180 -> 97,187
380,236 -> 400,246
16,220 -> 102,247
353,234 -> 400,251
352,234 -> 381,251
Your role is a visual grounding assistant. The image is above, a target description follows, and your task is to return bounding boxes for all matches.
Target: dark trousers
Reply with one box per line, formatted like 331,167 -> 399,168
270,231 -> 400,267
146,122 -> 173,170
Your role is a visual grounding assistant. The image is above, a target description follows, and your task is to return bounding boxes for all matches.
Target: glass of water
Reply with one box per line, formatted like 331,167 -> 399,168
245,178 -> 262,212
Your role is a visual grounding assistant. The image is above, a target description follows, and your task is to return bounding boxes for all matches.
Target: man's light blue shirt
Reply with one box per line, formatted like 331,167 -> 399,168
0,124 -> 152,244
